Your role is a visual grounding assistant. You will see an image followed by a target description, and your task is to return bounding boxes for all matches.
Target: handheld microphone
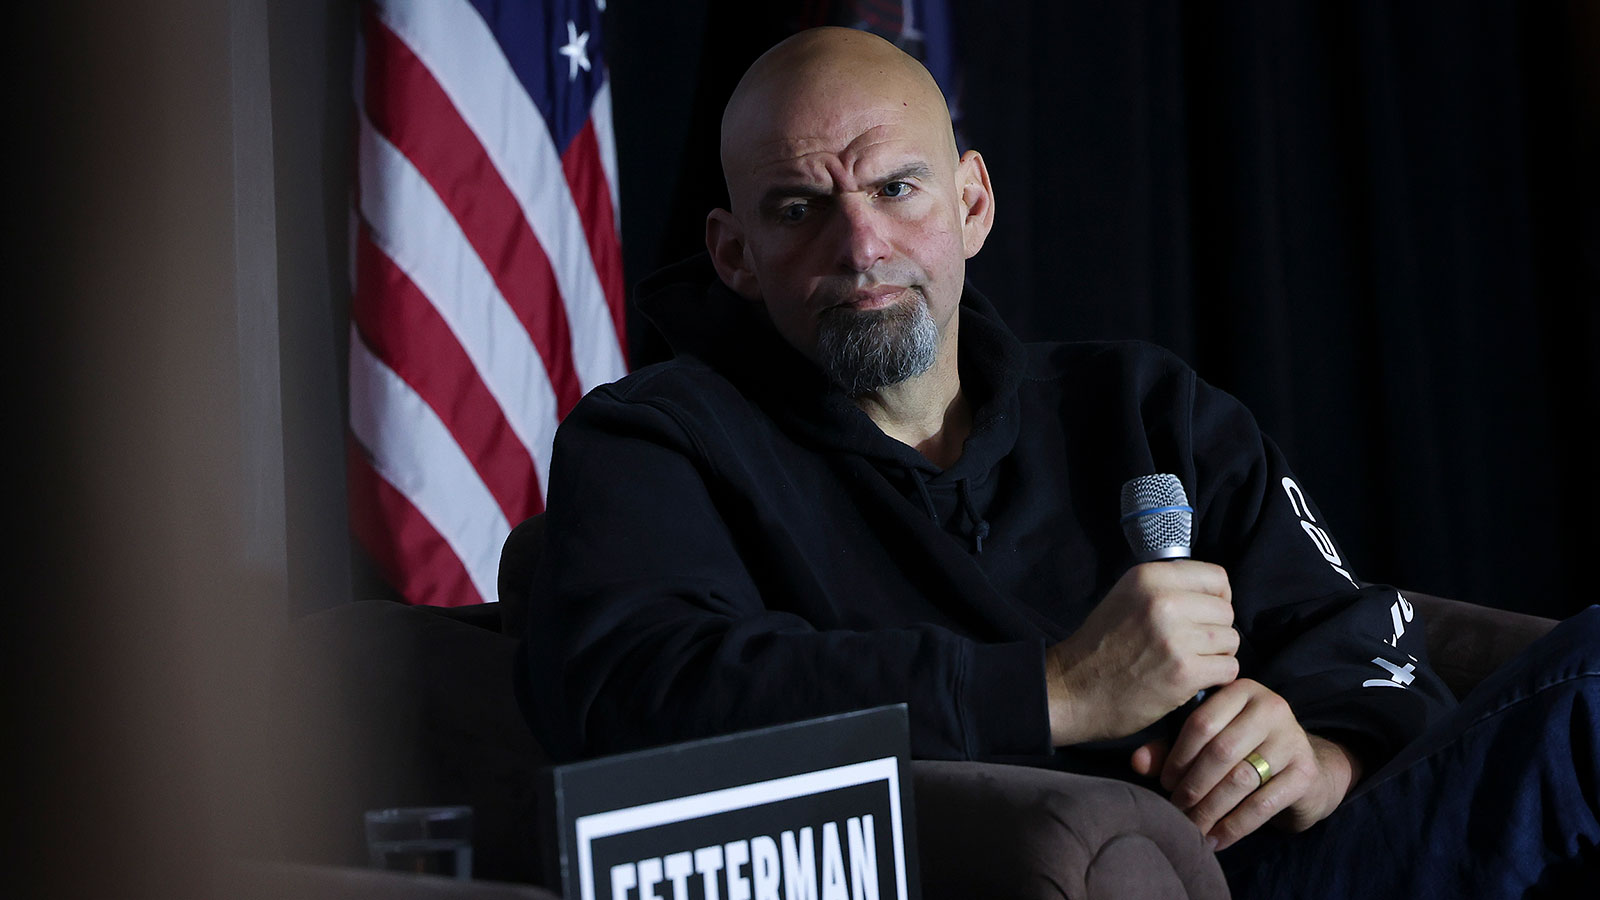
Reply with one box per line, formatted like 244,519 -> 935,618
1119,473 -> 1193,562
1119,474 -> 1210,725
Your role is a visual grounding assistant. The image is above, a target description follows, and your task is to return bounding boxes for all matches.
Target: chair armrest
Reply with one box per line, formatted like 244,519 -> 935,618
1408,592 -> 1559,698
912,761 -> 1229,900
272,601 -> 548,886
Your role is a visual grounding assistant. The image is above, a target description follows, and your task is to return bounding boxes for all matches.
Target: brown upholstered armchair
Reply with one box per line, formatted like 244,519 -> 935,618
265,513 -> 1558,899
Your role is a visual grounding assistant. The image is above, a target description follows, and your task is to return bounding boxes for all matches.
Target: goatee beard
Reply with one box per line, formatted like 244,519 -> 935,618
814,289 -> 939,396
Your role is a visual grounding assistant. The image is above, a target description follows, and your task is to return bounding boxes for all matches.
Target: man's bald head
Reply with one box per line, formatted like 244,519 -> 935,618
719,27 -> 958,212
702,26 -> 994,399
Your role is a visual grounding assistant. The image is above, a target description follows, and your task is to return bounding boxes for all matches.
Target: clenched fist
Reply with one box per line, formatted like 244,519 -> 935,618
1045,561 -> 1239,745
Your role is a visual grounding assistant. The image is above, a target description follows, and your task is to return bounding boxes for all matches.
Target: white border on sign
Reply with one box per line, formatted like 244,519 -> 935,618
575,756 -> 907,900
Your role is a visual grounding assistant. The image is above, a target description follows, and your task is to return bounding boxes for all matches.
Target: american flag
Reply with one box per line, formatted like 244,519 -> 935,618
348,0 -> 627,607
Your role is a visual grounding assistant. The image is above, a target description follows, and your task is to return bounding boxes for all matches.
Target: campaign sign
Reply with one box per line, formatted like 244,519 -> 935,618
545,705 -> 919,900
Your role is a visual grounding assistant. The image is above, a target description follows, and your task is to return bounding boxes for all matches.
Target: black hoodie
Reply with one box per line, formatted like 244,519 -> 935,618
524,255 -> 1454,776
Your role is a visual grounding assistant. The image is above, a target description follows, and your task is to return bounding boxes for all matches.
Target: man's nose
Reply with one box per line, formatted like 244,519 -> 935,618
833,197 -> 891,273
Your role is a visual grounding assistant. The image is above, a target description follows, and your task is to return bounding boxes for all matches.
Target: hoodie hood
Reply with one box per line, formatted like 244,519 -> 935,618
636,253 -> 1027,552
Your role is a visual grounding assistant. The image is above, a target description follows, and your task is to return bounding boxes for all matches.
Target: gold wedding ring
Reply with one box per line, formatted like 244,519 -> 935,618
1245,751 -> 1273,787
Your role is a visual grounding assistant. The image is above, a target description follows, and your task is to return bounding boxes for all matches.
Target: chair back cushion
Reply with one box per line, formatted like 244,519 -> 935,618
497,514 -> 546,640
1408,592 -> 1558,698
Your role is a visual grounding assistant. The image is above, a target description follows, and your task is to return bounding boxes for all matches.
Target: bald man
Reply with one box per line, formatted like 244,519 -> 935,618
524,27 -> 1599,899
705,25 -> 1361,845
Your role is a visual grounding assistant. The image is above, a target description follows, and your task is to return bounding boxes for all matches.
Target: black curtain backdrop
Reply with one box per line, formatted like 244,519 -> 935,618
606,1 -> 1599,620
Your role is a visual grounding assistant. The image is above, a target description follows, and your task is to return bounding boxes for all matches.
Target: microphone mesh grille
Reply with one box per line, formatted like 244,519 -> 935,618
1120,474 -> 1193,561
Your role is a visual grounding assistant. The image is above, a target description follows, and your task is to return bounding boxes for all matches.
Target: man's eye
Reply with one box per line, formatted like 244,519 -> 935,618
778,203 -> 810,223
880,181 -> 913,198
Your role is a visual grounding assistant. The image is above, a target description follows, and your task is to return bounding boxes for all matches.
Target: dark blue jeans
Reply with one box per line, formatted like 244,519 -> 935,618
1220,606 -> 1600,900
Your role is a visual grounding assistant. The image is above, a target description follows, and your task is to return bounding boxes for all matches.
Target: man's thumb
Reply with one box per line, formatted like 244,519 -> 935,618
1130,738 -> 1171,778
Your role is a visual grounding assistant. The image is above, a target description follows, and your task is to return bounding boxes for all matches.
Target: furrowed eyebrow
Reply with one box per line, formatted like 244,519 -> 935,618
756,163 -> 937,214
757,183 -> 830,215
877,163 -> 934,185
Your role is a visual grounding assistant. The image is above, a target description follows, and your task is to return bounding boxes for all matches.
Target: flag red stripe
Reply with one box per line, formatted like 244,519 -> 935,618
347,434 -> 486,607
562,120 -> 629,354
364,10 -> 584,415
352,225 -> 544,524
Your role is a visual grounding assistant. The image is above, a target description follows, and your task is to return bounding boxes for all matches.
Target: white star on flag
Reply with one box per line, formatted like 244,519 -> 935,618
559,21 -> 591,81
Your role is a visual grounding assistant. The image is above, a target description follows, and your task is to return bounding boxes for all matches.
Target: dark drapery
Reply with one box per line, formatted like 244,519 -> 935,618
606,1 -> 1598,619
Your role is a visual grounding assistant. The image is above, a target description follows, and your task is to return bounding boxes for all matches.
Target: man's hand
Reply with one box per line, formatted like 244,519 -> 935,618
1045,561 -> 1239,745
1129,679 -> 1363,850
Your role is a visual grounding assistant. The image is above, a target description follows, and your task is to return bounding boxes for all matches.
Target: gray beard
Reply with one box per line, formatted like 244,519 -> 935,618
814,291 -> 940,396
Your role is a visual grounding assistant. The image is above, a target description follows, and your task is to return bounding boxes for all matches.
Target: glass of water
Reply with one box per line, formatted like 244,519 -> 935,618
363,806 -> 474,880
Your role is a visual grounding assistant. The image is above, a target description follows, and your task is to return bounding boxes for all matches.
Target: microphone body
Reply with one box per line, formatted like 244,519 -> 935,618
1119,474 -> 1209,730
1119,473 -> 1193,562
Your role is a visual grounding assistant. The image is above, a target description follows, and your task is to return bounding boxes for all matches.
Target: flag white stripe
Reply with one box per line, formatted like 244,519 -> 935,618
591,79 -> 622,232
349,327 -> 508,605
375,0 -> 627,392
356,110 -> 558,486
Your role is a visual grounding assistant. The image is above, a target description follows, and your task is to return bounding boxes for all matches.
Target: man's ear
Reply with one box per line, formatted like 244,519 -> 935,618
705,209 -> 761,299
956,150 -> 996,259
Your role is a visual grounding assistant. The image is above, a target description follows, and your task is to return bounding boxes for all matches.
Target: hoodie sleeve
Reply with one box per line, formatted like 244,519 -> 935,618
1184,373 -> 1457,769
522,378 -> 1053,764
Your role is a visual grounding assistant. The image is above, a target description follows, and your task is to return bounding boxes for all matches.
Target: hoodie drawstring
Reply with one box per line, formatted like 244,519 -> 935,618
910,467 -> 939,525
957,478 -> 990,554
907,467 -> 990,554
